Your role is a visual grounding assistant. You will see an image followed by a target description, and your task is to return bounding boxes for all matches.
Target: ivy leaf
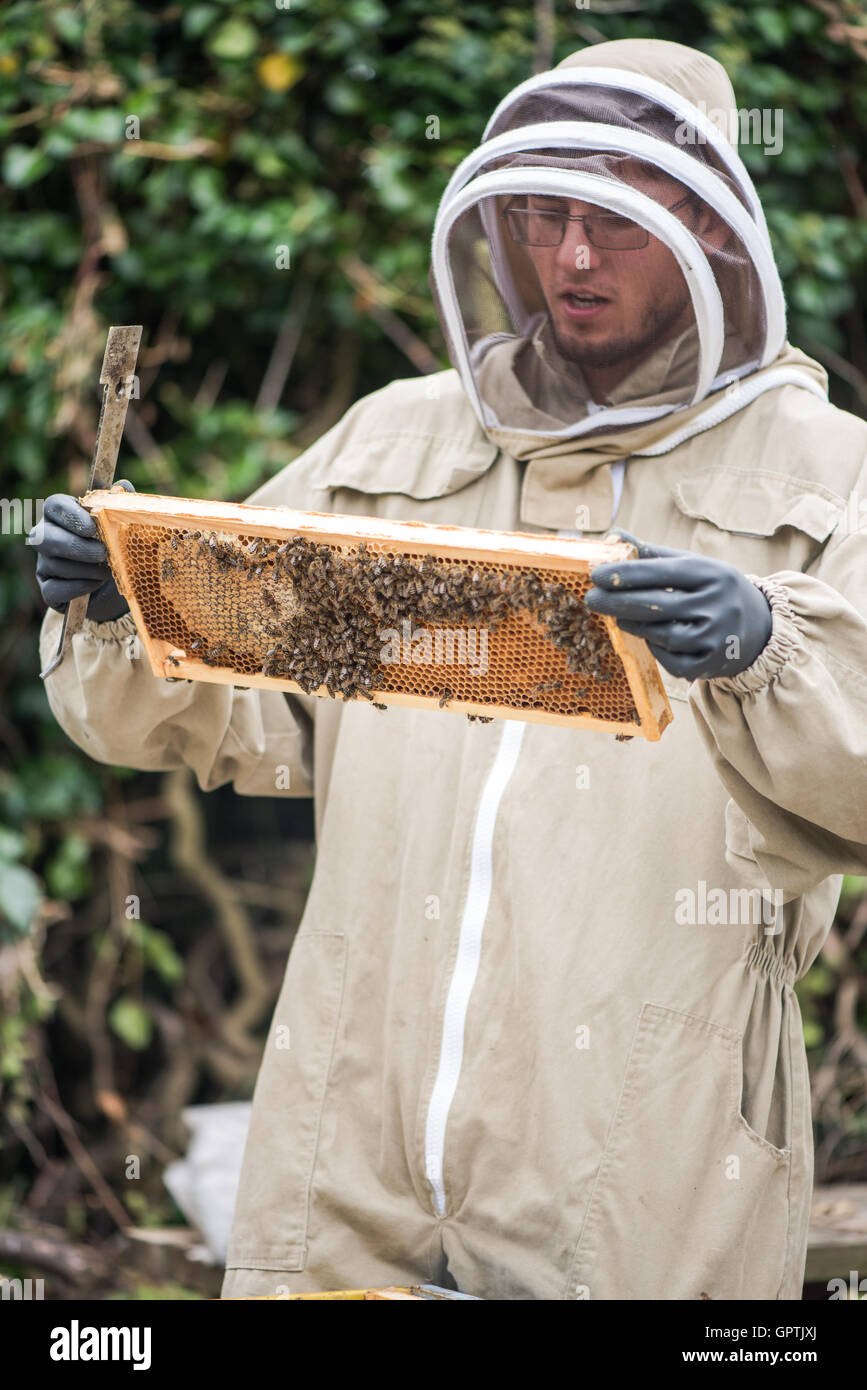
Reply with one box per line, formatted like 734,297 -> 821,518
127,921 -> 185,986
108,997 -> 153,1051
0,827 -> 26,861
182,5 -> 218,39
208,18 -> 258,60
3,145 -> 51,188
0,860 -> 41,938
45,833 -> 92,902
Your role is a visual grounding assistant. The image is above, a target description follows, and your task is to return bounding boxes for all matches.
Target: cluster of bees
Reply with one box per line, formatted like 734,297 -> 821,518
159,527 -> 638,721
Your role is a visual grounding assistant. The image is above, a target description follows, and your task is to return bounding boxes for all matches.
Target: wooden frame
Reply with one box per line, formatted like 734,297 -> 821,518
83,489 -> 673,741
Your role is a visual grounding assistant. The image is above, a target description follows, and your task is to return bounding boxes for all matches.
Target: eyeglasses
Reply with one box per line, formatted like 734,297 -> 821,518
502,195 -> 694,250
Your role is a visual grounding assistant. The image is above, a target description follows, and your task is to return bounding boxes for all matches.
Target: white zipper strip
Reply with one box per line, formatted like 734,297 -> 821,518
610,456 -> 627,518
424,718 -> 527,1216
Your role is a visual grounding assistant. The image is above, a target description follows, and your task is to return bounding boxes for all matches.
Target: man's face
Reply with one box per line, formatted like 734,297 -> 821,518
519,171 -> 702,380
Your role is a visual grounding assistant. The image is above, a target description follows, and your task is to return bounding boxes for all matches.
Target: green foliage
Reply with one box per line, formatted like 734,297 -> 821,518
106,1282 -> 206,1300
795,963 -> 833,1050
126,921 -> 185,986
44,832 -> 92,902
839,875 -> 867,908
0,978 -> 53,1097
0,835 -> 42,941
108,995 -> 153,1051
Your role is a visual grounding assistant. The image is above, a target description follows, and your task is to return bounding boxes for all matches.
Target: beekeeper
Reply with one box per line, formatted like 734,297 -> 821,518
34,39 -> 867,1300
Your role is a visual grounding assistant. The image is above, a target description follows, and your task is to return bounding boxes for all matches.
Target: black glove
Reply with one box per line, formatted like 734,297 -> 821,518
585,528 -> 773,681
29,481 -> 135,623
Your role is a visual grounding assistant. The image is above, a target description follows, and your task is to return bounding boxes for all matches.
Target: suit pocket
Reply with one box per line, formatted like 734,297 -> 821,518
565,1002 -> 792,1300
225,933 -> 346,1273
670,465 -> 841,572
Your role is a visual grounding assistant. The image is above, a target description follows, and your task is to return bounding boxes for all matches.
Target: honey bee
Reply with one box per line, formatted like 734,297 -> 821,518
189,529 -> 626,726
161,559 -> 174,581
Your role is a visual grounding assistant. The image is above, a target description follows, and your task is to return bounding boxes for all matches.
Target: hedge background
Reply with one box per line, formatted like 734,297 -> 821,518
1,0 -> 866,1298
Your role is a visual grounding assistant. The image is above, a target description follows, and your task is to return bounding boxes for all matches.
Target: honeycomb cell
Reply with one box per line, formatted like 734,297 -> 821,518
109,519 -> 642,726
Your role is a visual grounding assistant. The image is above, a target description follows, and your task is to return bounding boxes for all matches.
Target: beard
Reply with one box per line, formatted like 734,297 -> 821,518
550,284 -> 694,369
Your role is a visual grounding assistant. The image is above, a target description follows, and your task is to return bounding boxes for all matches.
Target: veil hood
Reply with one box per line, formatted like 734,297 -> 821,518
428,39 -> 826,526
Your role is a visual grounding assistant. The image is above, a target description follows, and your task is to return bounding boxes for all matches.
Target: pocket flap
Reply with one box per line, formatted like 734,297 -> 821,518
317,431 -> 499,501
672,467 -> 843,542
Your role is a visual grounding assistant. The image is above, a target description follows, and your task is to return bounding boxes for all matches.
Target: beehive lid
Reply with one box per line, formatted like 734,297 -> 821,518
83,489 -> 673,741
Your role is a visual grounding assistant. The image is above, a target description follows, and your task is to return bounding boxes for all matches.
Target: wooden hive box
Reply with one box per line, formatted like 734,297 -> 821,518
82,489 -> 673,741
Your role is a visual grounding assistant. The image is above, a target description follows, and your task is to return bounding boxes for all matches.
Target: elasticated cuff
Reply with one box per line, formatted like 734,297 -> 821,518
705,576 -> 806,696
79,611 -> 139,644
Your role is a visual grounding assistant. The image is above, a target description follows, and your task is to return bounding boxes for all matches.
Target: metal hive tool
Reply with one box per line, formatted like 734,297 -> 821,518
81,490 -> 673,741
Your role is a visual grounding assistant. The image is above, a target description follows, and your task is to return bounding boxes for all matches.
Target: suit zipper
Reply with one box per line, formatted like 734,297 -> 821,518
423,719 -> 527,1216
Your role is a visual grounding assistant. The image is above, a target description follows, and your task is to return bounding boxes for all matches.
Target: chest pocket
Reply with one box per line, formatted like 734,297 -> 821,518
312,428 -> 500,527
671,466 -> 844,575
661,466 -> 845,704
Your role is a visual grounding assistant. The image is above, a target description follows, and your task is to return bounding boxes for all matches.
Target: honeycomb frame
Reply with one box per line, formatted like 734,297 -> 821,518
82,489 -> 673,741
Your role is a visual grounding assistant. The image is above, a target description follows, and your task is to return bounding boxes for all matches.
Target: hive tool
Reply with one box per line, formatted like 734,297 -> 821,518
40,324 -> 143,679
